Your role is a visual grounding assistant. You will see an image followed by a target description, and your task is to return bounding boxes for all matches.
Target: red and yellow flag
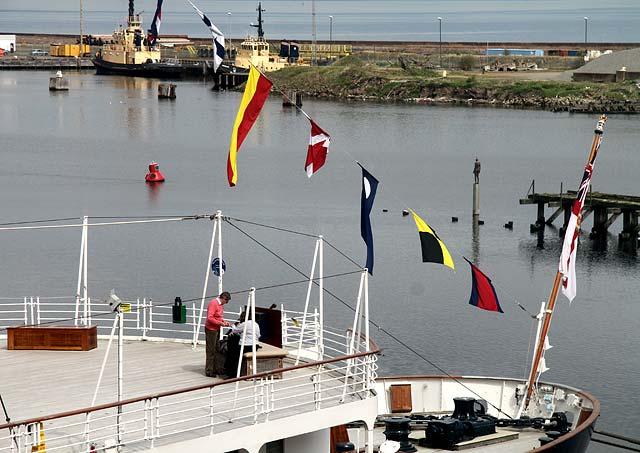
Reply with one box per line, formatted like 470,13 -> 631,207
227,66 -> 273,186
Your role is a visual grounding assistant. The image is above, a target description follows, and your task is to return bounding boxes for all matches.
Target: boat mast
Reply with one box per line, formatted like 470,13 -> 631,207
129,0 -> 135,21
524,115 -> 607,409
251,3 -> 265,38
79,0 -> 83,60
311,0 -> 317,65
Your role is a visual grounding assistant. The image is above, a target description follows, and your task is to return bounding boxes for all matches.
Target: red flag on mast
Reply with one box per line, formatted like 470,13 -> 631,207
305,119 -> 331,177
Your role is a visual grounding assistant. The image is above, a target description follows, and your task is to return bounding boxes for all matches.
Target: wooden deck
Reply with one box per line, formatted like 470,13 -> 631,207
0,338 -> 216,421
0,338 -> 377,452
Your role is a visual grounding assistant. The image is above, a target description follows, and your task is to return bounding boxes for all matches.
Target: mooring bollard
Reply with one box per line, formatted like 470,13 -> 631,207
49,71 -> 69,91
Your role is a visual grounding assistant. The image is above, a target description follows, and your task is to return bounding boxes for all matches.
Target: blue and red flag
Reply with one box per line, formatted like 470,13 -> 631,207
148,0 -> 163,47
465,257 -> 503,313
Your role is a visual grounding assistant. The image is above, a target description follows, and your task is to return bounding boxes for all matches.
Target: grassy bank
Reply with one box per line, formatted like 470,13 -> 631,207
267,54 -> 640,112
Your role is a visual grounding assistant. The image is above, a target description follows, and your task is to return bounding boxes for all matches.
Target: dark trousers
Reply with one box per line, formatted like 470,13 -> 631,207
205,328 -> 225,376
225,334 -> 253,377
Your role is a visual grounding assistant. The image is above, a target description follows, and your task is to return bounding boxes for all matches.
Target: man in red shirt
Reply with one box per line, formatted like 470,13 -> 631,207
205,291 -> 231,377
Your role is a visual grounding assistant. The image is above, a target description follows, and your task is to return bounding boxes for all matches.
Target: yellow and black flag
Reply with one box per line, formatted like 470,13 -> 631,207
409,209 -> 454,270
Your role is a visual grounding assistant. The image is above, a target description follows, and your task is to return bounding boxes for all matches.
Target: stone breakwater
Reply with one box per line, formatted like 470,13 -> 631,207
409,94 -> 640,113
286,84 -> 640,113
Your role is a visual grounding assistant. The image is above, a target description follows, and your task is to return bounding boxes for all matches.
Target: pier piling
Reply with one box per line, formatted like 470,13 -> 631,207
158,83 -> 176,99
520,190 -> 640,253
472,182 -> 480,225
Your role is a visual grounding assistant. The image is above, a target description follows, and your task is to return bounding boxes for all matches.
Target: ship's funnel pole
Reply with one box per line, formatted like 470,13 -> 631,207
129,0 -> 135,19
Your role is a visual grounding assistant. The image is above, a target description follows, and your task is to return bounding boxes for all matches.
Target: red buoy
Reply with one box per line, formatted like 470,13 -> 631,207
145,161 -> 165,182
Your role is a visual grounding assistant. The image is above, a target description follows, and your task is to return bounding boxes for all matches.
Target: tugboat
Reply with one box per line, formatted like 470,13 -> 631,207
234,2 -> 308,72
92,0 -> 182,78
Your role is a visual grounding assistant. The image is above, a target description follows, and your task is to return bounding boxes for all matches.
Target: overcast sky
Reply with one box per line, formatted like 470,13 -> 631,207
2,1 -> 638,42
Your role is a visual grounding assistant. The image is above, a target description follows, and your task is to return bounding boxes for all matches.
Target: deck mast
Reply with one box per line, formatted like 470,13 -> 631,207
524,115 -> 607,409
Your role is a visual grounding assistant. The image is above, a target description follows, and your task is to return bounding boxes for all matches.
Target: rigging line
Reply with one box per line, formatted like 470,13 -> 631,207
226,271 -> 363,296
0,393 -> 17,450
225,216 -> 362,268
0,217 -> 79,227
224,219 -> 365,315
225,219 -> 336,282
253,65 -> 310,121
322,238 -> 362,268
0,214 -> 213,227
0,217 -> 202,232
0,392 -> 11,424
225,218 -> 514,418
224,216 -> 319,238
89,214 -> 215,220
376,329 -> 513,419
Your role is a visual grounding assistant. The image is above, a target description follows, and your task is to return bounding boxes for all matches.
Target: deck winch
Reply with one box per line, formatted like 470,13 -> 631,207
496,410 -> 570,433
382,417 -> 417,452
423,397 -> 496,449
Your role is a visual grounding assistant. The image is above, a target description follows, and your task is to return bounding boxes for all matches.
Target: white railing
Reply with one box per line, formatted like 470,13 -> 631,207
1,300 -> 367,359
0,350 -> 378,453
0,296 -> 245,344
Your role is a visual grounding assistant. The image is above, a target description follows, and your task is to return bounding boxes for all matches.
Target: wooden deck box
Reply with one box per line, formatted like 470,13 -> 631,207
243,342 -> 288,379
7,325 -> 97,351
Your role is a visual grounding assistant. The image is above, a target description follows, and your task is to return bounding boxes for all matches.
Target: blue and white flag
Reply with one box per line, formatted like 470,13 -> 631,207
148,0 -> 163,47
187,0 -> 226,73
359,164 -> 379,275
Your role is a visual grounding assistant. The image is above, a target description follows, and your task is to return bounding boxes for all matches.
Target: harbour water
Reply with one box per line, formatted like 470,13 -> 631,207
0,71 -> 638,451
1,0 -> 640,42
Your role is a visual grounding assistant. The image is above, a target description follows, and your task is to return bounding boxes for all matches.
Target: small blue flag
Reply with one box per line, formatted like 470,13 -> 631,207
211,257 -> 226,276
359,164 -> 379,275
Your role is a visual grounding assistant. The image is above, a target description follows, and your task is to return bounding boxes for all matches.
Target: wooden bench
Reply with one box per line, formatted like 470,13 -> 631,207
7,325 -> 97,351
243,342 -> 288,378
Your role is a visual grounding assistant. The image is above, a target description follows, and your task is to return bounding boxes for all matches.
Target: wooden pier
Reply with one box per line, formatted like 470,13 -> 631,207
211,69 -> 249,90
520,190 -> 640,254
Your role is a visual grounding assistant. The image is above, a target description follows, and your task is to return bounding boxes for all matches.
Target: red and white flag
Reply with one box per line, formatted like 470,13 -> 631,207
305,119 -> 331,177
558,157 -> 598,302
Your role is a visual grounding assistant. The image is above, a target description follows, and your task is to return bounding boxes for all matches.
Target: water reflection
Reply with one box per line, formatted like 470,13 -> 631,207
146,181 -> 164,205
112,76 -> 155,93
471,218 -> 480,264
